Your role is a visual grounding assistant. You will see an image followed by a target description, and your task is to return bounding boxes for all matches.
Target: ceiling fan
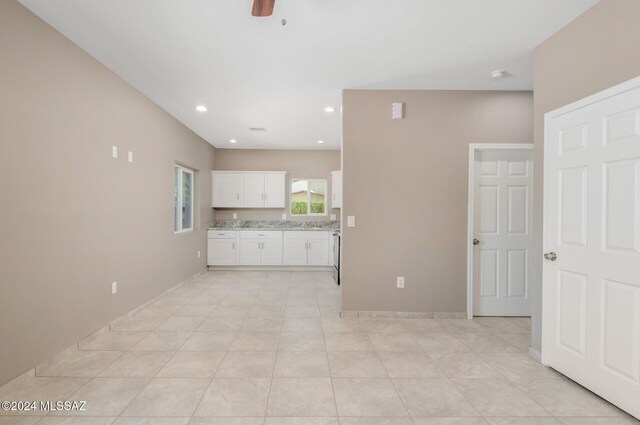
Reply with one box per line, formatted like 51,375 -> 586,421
252,0 -> 275,17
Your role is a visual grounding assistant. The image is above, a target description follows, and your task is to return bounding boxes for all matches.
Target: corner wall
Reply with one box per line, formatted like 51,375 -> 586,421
0,1 -> 215,385
341,90 -> 533,314
531,0 -> 640,352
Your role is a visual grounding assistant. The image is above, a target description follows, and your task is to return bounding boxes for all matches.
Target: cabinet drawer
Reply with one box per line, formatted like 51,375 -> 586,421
284,231 -> 330,240
240,231 -> 283,239
208,230 -> 237,239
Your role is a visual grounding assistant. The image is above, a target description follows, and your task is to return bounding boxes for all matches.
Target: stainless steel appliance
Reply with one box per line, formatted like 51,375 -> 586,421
332,230 -> 340,285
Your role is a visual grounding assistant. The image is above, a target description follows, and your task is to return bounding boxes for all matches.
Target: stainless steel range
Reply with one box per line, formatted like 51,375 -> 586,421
332,230 -> 340,285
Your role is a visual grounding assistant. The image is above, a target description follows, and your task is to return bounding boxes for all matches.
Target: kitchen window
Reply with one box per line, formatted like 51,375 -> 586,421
174,165 -> 194,232
290,178 -> 327,216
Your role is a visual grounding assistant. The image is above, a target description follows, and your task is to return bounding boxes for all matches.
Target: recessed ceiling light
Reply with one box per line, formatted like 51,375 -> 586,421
489,70 -> 506,80
229,139 -> 237,144
195,105 -> 207,112
324,106 -> 336,113
317,140 -> 325,144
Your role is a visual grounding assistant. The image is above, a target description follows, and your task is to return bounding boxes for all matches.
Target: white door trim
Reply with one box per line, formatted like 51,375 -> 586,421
466,143 -> 534,319
542,74 -> 640,364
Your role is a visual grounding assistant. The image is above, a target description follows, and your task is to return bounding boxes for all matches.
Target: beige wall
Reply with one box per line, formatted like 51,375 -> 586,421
213,149 -> 340,221
341,90 -> 533,313
0,1 -> 215,386
530,0 -> 640,352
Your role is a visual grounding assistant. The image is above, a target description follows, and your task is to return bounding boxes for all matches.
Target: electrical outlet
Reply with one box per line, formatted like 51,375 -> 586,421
232,213 -> 238,219
397,276 -> 405,289
197,250 -> 201,258
112,146 -> 118,158
111,281 -> 117,295
347,216 -> 356,227
128,151 -> 133,162
282,213 -> 287,220
330,214 -> 337,220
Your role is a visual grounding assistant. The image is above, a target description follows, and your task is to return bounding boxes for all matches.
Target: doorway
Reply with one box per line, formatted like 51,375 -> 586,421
467,144 -> 534,318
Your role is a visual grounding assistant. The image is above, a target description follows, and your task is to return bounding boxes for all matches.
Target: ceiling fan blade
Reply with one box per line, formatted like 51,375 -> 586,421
252,0 -> 275,17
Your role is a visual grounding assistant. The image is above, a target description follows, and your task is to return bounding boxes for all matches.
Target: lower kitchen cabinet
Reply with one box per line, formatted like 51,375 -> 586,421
207,231 -> 238,265
239,231 -> 283,265
283,231 -> 330,266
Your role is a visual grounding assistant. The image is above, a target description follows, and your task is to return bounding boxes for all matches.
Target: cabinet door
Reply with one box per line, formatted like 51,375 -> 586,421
308,239 -> 329,265
283,239 -> 308,265
261,239 -> 283,265
264,173 -> 286,208
243,173 -> 265,208
331,171 -> 342,209
212,173 -> 243,207
207,239 -> 237,265
239,239 -> 261,265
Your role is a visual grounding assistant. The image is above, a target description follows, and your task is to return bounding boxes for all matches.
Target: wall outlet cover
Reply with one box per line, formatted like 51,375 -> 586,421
397,276 -> 405,289
112,146 -> 118,158
111,281 -> 117,295
197,250 -> 201,258
330,214 -> 337,220
128,151 -> 133,162
347,216 -> 356,227
232,213 -> 238,219
282,213 -> 287,220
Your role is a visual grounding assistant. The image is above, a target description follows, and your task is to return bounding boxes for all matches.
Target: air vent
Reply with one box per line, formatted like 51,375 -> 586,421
248,127 -> 268,132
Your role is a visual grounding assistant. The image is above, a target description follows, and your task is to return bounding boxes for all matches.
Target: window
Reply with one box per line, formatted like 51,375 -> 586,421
174,165 -> 194,232
290,179 -> 327,216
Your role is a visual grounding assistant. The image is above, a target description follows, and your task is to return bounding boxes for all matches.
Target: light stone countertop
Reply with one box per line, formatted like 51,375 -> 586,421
208,220 -> 340,232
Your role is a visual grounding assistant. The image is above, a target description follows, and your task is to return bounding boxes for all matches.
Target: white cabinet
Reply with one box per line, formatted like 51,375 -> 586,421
239,231 -> 283,265
212,171 -> 286,208
283,231 -> 331,266
207,231 -> 238,265
331,170 -> 342,209
212,173 -> 243,208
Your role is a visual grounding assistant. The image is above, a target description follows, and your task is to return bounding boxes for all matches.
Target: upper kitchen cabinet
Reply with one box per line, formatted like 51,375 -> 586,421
331,170 -> 342,209
211,171 -> 286,208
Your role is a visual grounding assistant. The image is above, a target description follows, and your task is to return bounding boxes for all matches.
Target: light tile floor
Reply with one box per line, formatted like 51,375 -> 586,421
0,271 -> 638,425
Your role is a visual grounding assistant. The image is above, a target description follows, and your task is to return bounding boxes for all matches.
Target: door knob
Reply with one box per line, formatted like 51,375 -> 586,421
473,239 -> 480,246
544,252 -> 557,261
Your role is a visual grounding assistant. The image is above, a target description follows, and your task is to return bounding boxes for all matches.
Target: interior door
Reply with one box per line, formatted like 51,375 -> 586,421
264,173 -> 285,208
212,173 -> 243,207
543,81 -> 640,419
243,173 -> 265,208
473,150 -> 533,316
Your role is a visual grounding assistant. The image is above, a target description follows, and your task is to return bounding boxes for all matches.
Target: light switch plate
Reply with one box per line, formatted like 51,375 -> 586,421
397,276 -> 405,289
197,250 -> 201,258
347,216 -> 356,227
232,213 -> 238,219
111,281 -> 117,295
128,151 -> 133,162
112,146 -> 118,158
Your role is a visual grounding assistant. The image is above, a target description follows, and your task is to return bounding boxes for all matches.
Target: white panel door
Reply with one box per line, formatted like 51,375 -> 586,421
308,239 -> 329,265
239,239 -> 261,265
212,172 -> 243,207
473,150 -> 533,316
264,173 -> 285,208
283,239 -> 308,265
544,80 -> 640,419
207,239 -> 237,266
261,239 -> 283,265
243,173 -> 265,208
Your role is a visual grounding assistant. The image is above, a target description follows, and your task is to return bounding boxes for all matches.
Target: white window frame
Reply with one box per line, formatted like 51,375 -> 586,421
175,165 -> 194,233
290,178 -> 328,217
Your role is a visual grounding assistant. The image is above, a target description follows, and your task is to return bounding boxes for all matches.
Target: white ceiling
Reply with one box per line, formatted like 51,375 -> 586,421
19,0 -> 598,150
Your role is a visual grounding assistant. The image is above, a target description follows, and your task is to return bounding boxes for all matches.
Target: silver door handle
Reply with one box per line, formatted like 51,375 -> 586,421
544,252 -> 557,261
473,239 -> 480,246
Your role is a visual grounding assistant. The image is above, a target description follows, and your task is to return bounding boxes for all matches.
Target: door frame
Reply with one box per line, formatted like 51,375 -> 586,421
466,143 -> 534,319
541,75 -> 640,364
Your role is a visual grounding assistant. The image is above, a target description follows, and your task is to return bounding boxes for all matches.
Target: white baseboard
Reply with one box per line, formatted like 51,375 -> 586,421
528,347 -> 542,363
